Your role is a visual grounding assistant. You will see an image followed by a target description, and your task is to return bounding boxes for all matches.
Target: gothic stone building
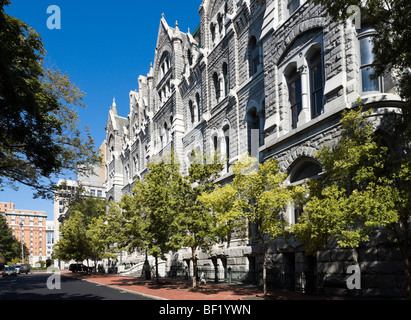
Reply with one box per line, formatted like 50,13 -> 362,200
105,0 -> 407,296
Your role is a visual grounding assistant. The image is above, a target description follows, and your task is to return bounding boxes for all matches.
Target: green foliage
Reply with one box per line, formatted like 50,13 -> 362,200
0,215 -> 26,265
200,154 -> 305,297
53,197 -> 111,265
229,155 -> 305,242
292,107 -> 410,298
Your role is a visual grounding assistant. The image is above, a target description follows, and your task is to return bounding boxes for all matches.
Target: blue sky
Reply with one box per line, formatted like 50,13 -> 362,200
2,0 -> 202,220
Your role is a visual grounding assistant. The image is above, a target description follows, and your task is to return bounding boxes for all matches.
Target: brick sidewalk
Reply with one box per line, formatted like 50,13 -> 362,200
60,271 -> 335,300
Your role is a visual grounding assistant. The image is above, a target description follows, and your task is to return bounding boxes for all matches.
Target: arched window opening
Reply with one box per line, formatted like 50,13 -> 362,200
223,125 -> 230,172
308,47 -> 324,119
189,100 -> 195,128
213,72 -> 220,104
249,36 -> 259,76
247,107 -> 260,158
223,63 -> 229,97
286,65 -> 302,129
196,93 -> 201,122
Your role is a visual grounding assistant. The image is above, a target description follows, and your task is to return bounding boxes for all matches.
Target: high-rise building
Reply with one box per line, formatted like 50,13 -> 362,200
1,202 -> 47,266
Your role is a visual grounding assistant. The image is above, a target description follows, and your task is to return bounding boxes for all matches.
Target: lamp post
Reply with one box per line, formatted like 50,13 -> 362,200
19,221 -> 24,264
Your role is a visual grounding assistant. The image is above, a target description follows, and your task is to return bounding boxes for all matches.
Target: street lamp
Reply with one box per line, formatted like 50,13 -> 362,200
19,221 -> 24,264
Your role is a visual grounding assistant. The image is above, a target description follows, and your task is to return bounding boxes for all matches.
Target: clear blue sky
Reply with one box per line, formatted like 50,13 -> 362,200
1,0 -> 202,220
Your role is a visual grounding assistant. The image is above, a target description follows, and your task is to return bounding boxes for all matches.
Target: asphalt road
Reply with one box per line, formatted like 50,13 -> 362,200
0,272 -> 154,300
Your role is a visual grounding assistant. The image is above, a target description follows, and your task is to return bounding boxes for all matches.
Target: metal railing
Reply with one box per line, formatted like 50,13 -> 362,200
167,265 -> 322,294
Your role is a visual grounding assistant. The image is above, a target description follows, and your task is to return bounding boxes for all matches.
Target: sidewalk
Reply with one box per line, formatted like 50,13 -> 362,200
60,271 -> 339,300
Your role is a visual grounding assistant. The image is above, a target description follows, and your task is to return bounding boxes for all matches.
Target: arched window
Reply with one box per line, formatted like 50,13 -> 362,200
247,107 -> 260,158
286,65 -> 302,129
189,100 -> 195,128
308,47 -> 324,119
290,162 -> 322,183
213,72 -> 220,104
248,36 -> 259,76
187,49 -> 193,66
223,63 -> 229,97
164,122 -> 169,143
289,158 -> 322,223
223,124 -> 230,172
210,23 -> 216,44
196,93 -> 201,122
217,13 -> 223,33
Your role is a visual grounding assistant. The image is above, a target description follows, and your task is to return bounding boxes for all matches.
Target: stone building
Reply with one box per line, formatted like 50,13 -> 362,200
104,0 -> 408,296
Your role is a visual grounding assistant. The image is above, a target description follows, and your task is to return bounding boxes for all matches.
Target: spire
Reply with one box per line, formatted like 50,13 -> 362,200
110,97 -> 118,116
173,20 -> 182,42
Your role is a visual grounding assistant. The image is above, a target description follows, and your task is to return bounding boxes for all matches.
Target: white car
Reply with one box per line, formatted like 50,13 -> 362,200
2,266 -> 18,277
12,264 -> 22,274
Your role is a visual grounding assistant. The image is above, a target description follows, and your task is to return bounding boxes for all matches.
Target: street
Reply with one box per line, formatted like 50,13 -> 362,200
0,272 -> 154,300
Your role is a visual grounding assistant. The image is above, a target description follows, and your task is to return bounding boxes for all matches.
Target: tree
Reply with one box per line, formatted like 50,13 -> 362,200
292,108 -> 410,299
0,215 -> 27,266
0,1 -> 100,199
53,196 -> 110,271
170,151 -> 224,289
201,155 -> 305,298
53,211 -> 89,264
198,183 -> 246,246
119,156 -> 181,283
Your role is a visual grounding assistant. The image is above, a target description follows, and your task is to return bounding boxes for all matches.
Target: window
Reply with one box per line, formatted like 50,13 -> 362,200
288,0 -> 300,16
287,67 -> 302,129
309,50 -> 324,119
213,136 -> 218,155
217,13 -> 223,33
247,108 -> 261,158
187,49 -> 193,66
196,93 -> 201,122
223,125 -> 230,172
223,63 -> 229,97
213,72 -> 220,104
210,23 -> 216,44
360,35 -> 379,92
164,122 -> 169,143
249,36 -> 259,76
189,100 -> 195,128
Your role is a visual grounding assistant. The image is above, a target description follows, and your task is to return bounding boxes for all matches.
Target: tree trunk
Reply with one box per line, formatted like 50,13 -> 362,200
404,246 -> 410,300
403,225 -> 410,300
192,248 -> 197,289
262,240 -> 267,299
155,255 -> 160,284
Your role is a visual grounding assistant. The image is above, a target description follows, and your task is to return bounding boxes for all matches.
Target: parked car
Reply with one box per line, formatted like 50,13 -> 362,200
69,263 -> 88,273
2,266 -> 17,277
20,264 -> 30,274
12,264 -> 21,274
